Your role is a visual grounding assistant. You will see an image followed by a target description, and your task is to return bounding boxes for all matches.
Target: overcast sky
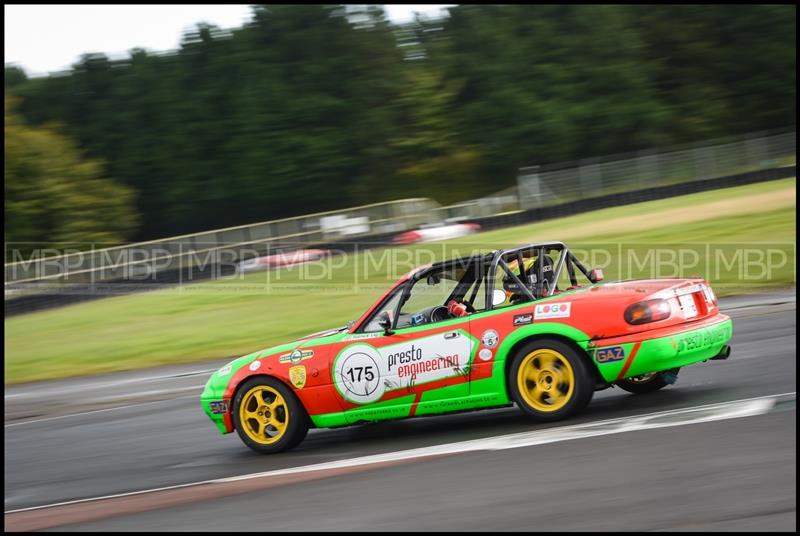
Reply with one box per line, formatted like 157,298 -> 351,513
5,4 -> 455,76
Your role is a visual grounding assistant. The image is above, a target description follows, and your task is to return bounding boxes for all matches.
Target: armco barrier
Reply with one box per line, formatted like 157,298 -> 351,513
4,165 -> 795,317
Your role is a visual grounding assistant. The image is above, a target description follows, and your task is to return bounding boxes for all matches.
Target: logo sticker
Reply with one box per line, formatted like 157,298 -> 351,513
217,364 -> 232,376
479,348 -> 493,361
279,348 -> 315,364
596,346 -> 626,363
209,401 -> 228,414
534,302 -> 571,319
481,329 -> 499,348
249,360 -> 262,371
289,365 -> 307,389
513,313 -> 533,326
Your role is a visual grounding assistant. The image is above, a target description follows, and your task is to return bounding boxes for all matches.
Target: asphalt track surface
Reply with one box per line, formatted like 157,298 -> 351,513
4,291 -> 796,531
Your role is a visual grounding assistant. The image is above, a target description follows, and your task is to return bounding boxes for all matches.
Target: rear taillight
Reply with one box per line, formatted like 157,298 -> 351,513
625,299 -> 671,325
703,285 -> 718,306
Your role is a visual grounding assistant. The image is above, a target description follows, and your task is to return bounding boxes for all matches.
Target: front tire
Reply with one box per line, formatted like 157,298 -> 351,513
508,339 -> 594,422
233,376 -> 309,454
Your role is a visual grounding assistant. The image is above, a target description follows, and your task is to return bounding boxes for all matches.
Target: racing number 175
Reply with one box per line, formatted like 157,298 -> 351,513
346,366 -> 375,383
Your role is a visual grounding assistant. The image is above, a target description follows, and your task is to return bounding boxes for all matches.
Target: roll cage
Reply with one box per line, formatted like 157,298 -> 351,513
355,242 -> 601,333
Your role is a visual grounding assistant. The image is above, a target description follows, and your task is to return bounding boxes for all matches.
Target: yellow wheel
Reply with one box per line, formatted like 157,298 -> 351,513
516,348 -> 575,412
509,338 -> 594,421
238,385 -> 290,445
233,377 -> 309,453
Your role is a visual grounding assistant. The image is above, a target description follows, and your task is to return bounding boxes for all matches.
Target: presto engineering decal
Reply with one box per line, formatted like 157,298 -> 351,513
333,331 -> 474,404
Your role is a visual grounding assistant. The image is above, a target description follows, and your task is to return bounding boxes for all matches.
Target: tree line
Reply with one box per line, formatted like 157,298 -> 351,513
5,4 -> 796,245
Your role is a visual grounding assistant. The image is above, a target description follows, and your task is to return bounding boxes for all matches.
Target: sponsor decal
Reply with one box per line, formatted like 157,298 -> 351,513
595,346 -> 626,363
534,302 -> 571,319
209,401 -> 228,414
249,361 -> 262,371
334,331 -> 474,405
289,365 -> 307,389
342,332 -> 382,341
279,348 -> 315,364
513,313 -> 533,326
481,329 -> 499,348
676,324 -> 730,353
479,348 -> 493,361
217,364 -> 232,376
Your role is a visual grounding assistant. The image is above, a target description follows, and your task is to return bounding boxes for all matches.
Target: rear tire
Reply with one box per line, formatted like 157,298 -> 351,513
233,376 -> 309,454
508,338 -> 594,422
616,370 -> 677,394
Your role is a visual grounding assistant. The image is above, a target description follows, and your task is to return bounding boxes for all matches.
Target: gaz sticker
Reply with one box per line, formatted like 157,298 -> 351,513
595,346 -> 626,363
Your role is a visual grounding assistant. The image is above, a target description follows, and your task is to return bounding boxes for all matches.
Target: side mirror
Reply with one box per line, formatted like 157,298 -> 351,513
492,289 -> 507,307
589,268 -> 604,282
378,311 -> 394,336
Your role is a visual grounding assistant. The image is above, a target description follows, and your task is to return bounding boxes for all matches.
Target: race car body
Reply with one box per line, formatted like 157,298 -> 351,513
202,242 -> 733,453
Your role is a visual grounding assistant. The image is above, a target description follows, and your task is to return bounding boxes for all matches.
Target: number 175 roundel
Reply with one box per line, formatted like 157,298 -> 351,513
201,242 -> 732,453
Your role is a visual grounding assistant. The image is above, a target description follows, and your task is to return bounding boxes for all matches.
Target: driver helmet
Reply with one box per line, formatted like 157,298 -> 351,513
503,255 -> 554,297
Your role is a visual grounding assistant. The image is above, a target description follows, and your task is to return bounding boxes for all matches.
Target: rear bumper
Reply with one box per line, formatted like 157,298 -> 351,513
590,314 -> 733,382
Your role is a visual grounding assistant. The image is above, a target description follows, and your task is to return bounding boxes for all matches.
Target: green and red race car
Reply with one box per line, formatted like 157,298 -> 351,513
201,242 -> 733,454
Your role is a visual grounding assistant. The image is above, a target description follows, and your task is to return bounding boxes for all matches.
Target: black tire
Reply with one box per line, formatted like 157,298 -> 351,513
508,338 -> 594,422
232,376 -> 310,454
616,369 -> 677,394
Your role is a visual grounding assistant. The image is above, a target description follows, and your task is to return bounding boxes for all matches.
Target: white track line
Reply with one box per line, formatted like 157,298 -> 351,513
4,394 -> 199,428
5,391 -> 793,515
4,368 -> 218,400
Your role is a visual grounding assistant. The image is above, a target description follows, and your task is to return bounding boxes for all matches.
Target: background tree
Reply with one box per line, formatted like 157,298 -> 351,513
4,96 -> 139,250
5,4 -> 795,243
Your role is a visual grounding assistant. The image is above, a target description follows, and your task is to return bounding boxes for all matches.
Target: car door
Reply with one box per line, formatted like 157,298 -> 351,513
332,270 -> 474,422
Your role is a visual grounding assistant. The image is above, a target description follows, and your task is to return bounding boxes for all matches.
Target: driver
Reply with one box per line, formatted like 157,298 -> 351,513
503,255 -> 555,303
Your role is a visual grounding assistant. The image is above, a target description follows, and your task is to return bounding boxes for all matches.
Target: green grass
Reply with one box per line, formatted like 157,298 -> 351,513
5,178 -> 795,384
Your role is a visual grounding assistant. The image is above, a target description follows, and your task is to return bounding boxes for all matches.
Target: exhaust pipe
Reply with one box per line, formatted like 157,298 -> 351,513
710,345 -> 731,360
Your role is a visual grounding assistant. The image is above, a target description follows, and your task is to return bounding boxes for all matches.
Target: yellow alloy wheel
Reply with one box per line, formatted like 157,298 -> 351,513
517,348 -> 575,412
238,385 -> 290,445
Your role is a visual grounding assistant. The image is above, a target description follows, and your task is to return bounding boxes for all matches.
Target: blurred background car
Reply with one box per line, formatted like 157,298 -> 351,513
393,223 -> 481,245
236,248 -> 331,273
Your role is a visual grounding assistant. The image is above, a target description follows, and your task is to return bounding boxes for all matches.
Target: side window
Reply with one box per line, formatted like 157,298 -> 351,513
362,289 -> 404,333
468,275 -> 487,311
491,264 -> 519,309
399,274 -> 460,317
